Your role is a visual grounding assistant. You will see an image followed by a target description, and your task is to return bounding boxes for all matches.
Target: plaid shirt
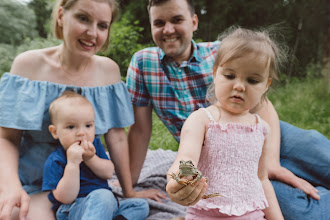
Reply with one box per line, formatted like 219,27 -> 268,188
127,40 -> 219,142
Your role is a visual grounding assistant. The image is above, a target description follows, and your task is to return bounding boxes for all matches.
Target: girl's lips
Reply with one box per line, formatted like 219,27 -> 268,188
230,96 -> 244,102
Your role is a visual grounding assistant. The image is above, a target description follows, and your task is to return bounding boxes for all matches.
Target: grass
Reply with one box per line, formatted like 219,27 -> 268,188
149,77 -> 330,151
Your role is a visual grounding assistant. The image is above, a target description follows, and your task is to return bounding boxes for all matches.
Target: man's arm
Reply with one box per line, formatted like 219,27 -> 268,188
253,99 -> 319,200
128,105 -> 153,185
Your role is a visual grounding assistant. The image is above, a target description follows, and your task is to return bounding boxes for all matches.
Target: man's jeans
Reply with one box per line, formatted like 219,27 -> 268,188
272,121 -> 330,220
56,189 -> 149,220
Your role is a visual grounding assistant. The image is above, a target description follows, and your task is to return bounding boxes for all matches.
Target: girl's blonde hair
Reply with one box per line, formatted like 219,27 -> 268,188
207,26 -> 288,104
52,0 -> 119,53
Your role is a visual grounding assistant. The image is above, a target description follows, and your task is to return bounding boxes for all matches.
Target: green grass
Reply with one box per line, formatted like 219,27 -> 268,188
150,77 -> 330,151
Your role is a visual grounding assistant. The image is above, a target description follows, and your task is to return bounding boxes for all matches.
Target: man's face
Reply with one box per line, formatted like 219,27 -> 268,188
149,0 -> 198,63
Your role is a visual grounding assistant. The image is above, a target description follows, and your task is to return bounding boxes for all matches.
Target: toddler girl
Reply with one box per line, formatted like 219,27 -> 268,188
166,27 -> 287,220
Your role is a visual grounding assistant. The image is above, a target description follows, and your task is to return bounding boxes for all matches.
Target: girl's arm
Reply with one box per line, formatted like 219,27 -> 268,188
52,143 -> 84,204
254,100 -> 319,199
258,121 -> 284,220
166,109 -> 208,206
0,127 -> 30,219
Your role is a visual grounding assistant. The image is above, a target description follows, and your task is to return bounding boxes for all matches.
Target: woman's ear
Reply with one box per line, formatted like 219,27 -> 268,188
57,6 -> 64,27
48,125 -> 59,139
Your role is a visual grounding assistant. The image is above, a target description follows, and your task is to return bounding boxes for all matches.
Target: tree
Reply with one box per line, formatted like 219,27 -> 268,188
28,0 -> 52,38
0,0 -> 38,45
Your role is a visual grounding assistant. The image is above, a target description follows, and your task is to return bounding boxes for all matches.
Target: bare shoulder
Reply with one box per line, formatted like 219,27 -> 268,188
93,55 -> 121,85
10,47 -> 57,79
259,117 -> 271,132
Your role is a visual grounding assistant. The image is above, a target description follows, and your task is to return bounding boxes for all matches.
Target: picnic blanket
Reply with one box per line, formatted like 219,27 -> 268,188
108,149 -> 187,220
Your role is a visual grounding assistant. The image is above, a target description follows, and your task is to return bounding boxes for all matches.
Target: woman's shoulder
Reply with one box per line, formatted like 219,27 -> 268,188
10,46 -> 58,79
93,55 -> 121,84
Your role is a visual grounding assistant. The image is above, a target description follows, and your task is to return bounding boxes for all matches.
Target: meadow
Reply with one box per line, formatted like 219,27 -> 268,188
148,77 -> 330,151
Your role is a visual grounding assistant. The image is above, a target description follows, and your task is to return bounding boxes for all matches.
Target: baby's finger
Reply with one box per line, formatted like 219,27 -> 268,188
19,194 -> 30,220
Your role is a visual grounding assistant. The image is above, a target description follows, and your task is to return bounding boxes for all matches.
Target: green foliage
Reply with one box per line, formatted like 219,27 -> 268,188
0,44 -> 16,76
0,0 -> 38,45
16,37 -> 61,55
28,0 -> 52,38
104,17 -> 153,76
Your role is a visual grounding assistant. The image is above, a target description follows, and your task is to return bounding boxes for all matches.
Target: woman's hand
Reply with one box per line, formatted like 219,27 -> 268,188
269,164 -> 320,200
166,177 -> 207,206
0,184 -> 30,220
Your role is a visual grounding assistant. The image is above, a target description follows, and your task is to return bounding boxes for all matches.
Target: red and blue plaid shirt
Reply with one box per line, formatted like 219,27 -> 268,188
127,40 -> 219,142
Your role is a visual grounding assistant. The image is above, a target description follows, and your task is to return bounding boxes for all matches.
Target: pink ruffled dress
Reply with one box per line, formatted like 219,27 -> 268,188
186,108 -> 269,219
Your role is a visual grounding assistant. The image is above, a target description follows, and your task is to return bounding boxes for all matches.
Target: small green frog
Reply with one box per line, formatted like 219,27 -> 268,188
168,160 -> 222,199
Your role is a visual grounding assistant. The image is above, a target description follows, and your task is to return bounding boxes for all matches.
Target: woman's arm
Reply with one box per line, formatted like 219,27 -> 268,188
0,127 -> 30,219
254,100 -> 319,199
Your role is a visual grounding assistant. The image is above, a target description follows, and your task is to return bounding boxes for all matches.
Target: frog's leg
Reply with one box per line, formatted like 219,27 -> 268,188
167,173 -> 190,185
202,193 -> 223,199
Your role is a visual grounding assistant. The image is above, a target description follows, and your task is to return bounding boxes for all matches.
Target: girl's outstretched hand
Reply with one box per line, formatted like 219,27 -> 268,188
166,177 -> 207,206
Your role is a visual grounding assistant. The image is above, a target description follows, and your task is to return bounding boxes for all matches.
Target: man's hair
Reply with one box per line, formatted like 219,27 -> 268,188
49,91 -> 93,124
147,0 -> 195,15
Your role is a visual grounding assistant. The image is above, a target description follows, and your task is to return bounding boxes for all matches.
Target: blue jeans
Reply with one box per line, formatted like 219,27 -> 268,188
272,121 -> 330,220
56,189 -> 149,220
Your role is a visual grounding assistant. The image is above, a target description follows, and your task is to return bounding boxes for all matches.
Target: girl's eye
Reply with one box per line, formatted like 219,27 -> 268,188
67,125 -> 74,129
86,123 -> 94,128
224,74 -> 235,80
247,78 -> 259,84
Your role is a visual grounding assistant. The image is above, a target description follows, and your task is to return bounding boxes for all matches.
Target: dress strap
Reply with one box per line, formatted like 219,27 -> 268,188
255,114 -> 261,124
201,108 -> 215,121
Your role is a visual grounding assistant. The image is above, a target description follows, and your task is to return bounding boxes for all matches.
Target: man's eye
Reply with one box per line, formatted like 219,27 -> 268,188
153,21 -> 164,27
173,18 -> 183,23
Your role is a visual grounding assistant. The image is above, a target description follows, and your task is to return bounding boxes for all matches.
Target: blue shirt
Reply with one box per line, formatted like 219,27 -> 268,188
42,138 -> 111,210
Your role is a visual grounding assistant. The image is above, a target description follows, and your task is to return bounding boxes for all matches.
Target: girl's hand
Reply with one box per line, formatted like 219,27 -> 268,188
81,140 -> 96,161
166,177 -> 207,206
66,142 -> 84,165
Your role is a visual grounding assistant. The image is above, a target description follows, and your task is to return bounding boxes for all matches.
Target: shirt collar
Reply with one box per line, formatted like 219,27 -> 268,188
159,40 -> 201,63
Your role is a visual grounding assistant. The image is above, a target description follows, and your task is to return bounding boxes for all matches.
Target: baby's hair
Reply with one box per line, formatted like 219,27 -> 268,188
52,0 -> 119,52
207,26 -> 289,104
49,91 -> 92,124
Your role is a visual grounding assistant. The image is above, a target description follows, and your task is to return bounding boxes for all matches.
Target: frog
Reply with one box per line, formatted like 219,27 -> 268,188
168,160 -> 223,199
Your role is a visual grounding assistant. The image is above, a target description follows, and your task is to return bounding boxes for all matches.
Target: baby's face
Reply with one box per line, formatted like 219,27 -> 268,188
53,102 -> 95,150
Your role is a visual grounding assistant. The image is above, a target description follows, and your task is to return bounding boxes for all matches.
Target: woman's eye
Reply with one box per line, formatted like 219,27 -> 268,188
98,23 -> 108,30
78,15 -> 88,22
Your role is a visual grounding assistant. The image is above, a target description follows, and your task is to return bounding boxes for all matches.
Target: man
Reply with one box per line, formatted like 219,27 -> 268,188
126,0 -> 330,219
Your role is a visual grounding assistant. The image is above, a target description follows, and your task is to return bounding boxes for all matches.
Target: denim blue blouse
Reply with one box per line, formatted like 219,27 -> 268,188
0,73 -> 134,188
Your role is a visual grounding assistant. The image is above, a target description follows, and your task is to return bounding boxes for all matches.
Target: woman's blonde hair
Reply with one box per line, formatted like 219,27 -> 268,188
52,0 -> 119,53
206,26 -> 288,104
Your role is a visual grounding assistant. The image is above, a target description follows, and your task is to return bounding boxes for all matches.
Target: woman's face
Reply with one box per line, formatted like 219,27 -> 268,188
58,0 -> 112,57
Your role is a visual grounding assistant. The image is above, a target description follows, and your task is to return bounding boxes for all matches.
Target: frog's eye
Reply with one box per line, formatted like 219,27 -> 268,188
180,161 -> 184,164
187,160 -> 192,164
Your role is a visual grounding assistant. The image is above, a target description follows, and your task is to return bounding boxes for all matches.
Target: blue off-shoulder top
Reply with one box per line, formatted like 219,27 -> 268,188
0,73 -> 134,188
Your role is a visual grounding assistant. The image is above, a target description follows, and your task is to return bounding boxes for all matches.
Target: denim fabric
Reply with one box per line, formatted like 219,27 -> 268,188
56,189 -> 149,220
273,121 -> 330,220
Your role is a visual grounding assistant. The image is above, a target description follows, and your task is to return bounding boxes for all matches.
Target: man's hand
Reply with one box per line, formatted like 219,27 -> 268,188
0,186 -> 30,220
269,165 -> 320,200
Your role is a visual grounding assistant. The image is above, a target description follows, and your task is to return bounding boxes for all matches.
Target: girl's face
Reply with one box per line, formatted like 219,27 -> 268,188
58,0 -> 112,57
214,52 -> 272,114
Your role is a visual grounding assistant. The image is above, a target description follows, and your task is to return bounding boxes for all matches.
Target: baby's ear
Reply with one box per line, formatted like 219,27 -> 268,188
48,125 -> 59,139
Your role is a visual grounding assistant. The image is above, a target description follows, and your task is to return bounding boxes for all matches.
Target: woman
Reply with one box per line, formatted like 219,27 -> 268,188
0,0 -> 161,219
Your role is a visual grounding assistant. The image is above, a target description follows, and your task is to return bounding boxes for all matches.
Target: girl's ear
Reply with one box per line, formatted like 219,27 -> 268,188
48,125 -> 59,139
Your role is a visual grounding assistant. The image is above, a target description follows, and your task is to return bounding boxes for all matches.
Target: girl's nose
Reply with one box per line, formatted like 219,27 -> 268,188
233,80 -> 245,91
